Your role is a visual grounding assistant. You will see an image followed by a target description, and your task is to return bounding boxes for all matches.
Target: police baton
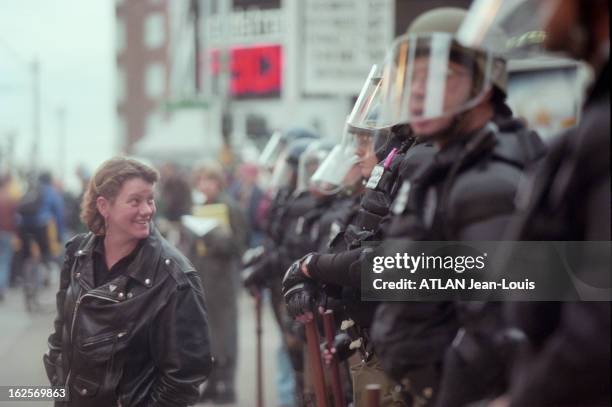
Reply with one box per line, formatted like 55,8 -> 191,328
254,291 -> 264,407
322,309 -> 345,407
366,384 -> 381,407
304,316 -> 329,407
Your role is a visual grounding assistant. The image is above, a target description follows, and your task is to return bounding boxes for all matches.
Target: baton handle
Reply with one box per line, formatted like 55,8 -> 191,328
305,318 -> 329,407
323,310 -> 346,406
255,293 -> 264,407
366,384 -> 381,407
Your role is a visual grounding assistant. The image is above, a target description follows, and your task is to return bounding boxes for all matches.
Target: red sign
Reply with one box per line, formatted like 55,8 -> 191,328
210,45 -> 282,98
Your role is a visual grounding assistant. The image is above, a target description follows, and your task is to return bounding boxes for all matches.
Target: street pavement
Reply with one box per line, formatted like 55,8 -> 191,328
0,273 -> 281,407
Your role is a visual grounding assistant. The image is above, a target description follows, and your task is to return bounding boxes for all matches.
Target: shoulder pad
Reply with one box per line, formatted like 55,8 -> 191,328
287,193 -> 319,217
446,162 -> 522,227
493,127 -> 546,169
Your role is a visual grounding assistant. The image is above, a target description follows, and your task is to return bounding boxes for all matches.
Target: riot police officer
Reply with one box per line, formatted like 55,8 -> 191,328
242,129 -> 321,405
282,64 -> 436,406
358,7 -> 545,406
458,1 -> 610,405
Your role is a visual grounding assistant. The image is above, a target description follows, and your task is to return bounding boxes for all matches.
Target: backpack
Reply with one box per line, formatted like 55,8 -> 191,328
17,184 -> 43,218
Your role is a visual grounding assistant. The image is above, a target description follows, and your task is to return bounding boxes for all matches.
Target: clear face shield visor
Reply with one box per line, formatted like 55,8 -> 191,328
344,64 -> 396,158
296,142 -> 332,194
258,130 -> 287,172
456,0 -> 559,58
374,33 -> 499,130
309,127 -> 371,195
268,151 -> 294,192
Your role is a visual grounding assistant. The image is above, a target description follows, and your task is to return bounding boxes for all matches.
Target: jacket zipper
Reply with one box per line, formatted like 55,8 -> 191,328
70,293 -> 120,345
107,331 -> 128,404
66,292 -> 120,392
81,330 -> 127,349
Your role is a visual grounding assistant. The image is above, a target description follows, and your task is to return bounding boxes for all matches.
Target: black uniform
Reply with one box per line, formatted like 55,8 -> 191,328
503,62 -> 610,407
371,117 -> 546,406
292,141 -> 437,367
305,141 -> 436,291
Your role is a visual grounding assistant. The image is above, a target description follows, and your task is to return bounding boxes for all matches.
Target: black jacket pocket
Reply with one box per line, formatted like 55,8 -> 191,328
72,375 -> 100,397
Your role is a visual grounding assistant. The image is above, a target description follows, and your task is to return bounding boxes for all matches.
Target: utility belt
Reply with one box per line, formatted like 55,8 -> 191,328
340,318 -> 375,363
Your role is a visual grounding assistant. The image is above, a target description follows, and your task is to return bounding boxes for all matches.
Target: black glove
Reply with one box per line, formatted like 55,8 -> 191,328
241,253 -> 275,290
320,332 -> 355,363
282,254 -> 318,318
241,245 -> 265,267
242,262 -> 266,290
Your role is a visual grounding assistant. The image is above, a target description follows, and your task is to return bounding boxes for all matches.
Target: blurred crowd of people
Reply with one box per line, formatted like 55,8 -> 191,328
0,169 -> 68,306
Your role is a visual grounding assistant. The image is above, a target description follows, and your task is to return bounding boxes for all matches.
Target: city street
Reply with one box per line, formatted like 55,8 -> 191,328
0,275 -> 281,407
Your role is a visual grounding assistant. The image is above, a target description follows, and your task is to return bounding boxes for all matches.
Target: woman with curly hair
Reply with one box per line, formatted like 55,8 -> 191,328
44,156 -> 212,407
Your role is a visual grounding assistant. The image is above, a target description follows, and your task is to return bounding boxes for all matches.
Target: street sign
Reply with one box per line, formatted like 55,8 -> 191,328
301,0 -> 393,95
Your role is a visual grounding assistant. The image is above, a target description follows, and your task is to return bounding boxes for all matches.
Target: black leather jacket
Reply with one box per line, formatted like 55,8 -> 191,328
44,227 -> 212,407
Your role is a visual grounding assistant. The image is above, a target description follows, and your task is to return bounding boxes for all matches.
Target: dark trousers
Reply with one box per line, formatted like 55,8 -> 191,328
19,224 -> 51,262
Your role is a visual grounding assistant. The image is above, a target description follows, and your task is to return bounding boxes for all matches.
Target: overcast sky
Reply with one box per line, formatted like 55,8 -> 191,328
0,0 -> 116,192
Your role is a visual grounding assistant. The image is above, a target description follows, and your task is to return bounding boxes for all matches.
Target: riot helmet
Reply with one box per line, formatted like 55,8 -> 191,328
296,140 -> 334,195
309,128 -> 368,195
457,0 -> 608,65
269,135 -> 318,192
259,127 -> 319,171
457,0 -> 552,59
310,65 -> 393,195
345,65 -> 398,160
373,8 -> 506,141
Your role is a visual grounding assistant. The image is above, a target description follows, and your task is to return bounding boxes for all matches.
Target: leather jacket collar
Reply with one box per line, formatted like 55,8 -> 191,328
74,226 -> 165,291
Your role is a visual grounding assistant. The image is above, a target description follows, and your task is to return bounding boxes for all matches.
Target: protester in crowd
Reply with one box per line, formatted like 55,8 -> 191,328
43,156 -> 212,407
0,173 -> 17,302
16,171 -> 66,310
64,164 -> 92,235
229,162 -> 268,248
192,159 -> 248,404
157,171 -> 197,257
17,171 -> 65,259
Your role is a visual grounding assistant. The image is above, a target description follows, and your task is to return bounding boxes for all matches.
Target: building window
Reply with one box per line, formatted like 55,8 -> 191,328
233,0 -> 280,10
145,113 -> 159,137
209,0 -> 218,15
116,117 -> 127,151
116,67 -> 126,103
115,19 -> 125,53
146,64 -> 166,98
144,13 -> 165,49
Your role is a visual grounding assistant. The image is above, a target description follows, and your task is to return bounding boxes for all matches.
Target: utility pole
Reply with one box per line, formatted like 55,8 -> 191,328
191,0 -> 202,92
4,131 -> 16,174
31,59 -> 41,172
0,132 -> 12,174
57,106 -> 66,183
220,0 -> 233,158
